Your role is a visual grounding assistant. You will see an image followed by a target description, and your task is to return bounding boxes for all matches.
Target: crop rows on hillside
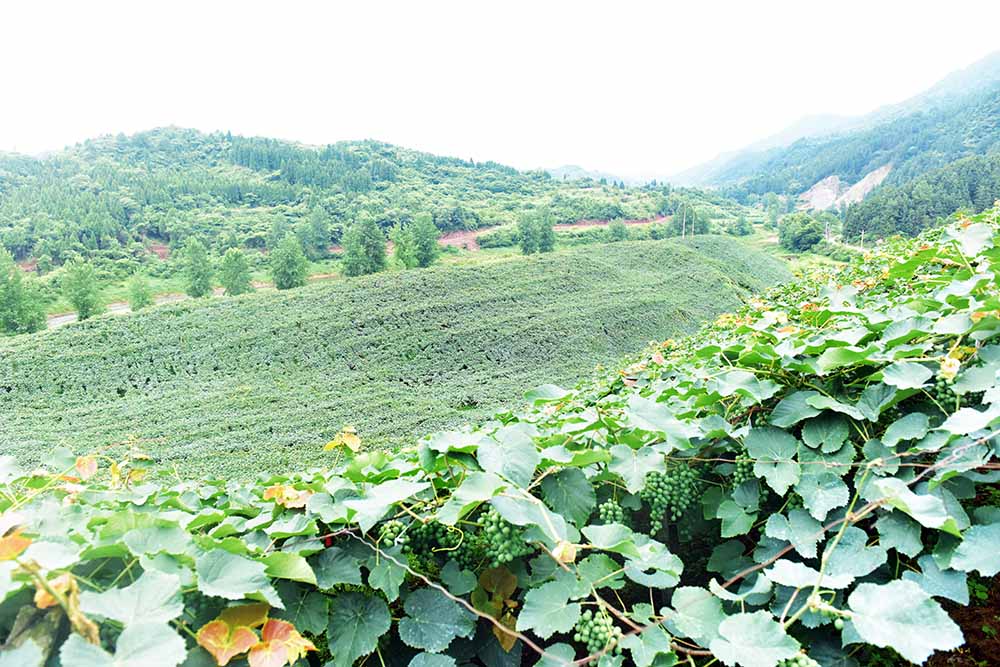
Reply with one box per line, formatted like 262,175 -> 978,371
0,238 -> 789,477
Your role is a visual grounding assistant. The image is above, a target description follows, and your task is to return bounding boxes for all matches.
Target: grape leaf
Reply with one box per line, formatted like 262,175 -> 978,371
708,611 -> 800,667
79,570 -> 183,626
745,427 -> 800,495
326,592 -> 391,667
61,622 -> 187,667
541,468 -> 596,526
195,549 -> 279,605
663,587 -> 724,646
848,580 -> 963,664
902,554 -> 969,604
399,588 -> 476,652
951,523 -> 1000,576
609,445 -> 665,494
516,579 -> 581,639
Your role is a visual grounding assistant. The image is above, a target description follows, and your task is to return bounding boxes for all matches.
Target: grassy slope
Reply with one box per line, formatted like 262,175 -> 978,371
0,238 -> 789,477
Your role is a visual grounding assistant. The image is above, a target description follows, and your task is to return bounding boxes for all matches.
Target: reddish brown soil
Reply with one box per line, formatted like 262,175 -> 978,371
329,216 -> 669,255
147,242 -> 171,260
928,576 -> 1000,667
17,259 -> 37,273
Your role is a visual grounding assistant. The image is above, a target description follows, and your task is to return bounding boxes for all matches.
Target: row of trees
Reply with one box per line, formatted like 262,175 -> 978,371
180,236 -> 309,298
2,213 -> 447,331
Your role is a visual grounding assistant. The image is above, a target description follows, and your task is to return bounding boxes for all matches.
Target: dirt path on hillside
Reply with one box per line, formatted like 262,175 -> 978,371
45,216 -> 666,329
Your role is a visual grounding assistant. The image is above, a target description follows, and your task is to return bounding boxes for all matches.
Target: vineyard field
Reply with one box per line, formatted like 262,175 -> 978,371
0,237 -> 789,477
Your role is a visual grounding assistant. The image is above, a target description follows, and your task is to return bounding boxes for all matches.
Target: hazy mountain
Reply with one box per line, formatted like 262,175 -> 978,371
672,50 -> 1000,193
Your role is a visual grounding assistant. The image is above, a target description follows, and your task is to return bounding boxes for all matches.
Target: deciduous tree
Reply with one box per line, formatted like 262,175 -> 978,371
220,248 -> 254,295
270,236 -> 308,290
342,215 -> 387,277
62,260 -> 103,321
183,238 -> 213,298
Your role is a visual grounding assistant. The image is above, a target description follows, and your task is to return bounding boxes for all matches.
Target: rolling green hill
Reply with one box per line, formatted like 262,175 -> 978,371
0,127 -> 663,265
0,237 -> 788,477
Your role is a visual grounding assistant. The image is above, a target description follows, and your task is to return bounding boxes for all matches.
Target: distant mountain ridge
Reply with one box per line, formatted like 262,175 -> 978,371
672,50 -> 1000,201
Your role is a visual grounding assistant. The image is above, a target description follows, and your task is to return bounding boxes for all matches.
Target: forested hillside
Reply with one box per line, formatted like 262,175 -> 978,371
0,127 -> 662,265
716,84 -> 1000,200
843,153 -> 1000,239
0,237 -> 789,477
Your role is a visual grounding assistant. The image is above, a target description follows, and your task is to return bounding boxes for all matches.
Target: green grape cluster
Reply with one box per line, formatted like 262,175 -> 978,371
640,466 -> 700,534
482,508 -> 532,568
401,519 -> 452,557
732,452 -> 754,486
928,376 -> 957,406
820,606 -> 846,630
573,610 -> 622,663
378,519 -> 407,546
778,654 -> 820,667
597,499 -> 625,524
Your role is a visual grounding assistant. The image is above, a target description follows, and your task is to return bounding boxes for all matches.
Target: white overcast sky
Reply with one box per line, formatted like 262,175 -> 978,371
1,1 -> 998,179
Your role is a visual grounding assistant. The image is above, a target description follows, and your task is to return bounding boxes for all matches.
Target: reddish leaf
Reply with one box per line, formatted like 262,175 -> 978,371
196,620 -> 258,666
261,619 -> 295,643
247,641 -> 290,667
260,619 -> 316,662
75,456 -> 98,480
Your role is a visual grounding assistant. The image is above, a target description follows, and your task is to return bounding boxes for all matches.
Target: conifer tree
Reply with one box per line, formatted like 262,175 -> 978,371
220,248 -> 254,295
390,223 -> 418,269
342,215 -> 387,277
183,238 -> 213,298
127,274 -> 153,311
411,213 -> 440,268
270,235 -> 308,290
62,260 -> 103,321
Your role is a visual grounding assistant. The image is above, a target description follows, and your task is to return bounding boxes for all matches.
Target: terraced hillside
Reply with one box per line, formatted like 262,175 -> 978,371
0,237 -> 788,477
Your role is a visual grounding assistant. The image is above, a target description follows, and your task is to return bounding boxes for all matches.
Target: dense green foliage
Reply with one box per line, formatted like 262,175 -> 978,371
219,248 -> 254,296
341,216 -> 388,277
0,127 -> 665,265
183,238 -> 213,298
60,260 -> 102,320
844,153 -> 1000,240
412,213 -> 441,268
126,273 -> 153,311
0,248 -> 45,334
717,85 -> 1000,199
517,212 -> 554,255
778,213 -> 824,252
0,238 -> 789,478
270,236 -> 308,291
3,209 -> 999,667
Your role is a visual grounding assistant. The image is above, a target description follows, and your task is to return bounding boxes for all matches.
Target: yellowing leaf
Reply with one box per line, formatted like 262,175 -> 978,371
324,426 -> 361,453
262,619 -> 316,663
219,603 -> 270,629
0,528 -> 31,561
34,572 -> 72,609
493,612 -> 517,652
196,619 -> 259,666
262,485 -> 313,509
